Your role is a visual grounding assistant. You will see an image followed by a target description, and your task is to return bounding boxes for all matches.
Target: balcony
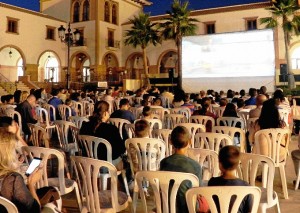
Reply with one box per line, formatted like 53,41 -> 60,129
105,39 -> 120,50
72,38 -> 87,47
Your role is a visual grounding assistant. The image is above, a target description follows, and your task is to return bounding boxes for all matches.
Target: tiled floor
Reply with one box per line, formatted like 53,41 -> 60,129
61,135 -> 300,212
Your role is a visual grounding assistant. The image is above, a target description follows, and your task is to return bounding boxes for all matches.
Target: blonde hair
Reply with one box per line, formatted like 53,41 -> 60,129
20,91 -> 29,103
0,128 -> 19,177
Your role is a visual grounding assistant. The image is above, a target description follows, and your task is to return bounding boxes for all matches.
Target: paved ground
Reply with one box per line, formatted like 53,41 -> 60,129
61,135 -> 300,213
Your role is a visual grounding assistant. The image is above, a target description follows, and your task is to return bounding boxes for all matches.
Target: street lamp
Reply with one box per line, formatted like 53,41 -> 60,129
58,23 -> 80,89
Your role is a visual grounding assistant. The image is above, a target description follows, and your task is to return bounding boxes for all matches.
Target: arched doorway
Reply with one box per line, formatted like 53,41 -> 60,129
291,46 -> 300,69
71,53 -> 91,82
125,53 -> 145,80
104,53 -> 119,84
159,50 -> 178,76
38,51 -> 60,83
0,46 -> 25,81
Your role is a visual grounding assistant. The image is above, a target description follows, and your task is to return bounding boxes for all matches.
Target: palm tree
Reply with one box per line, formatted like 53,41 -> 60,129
124,12 -> 160,86
260,0 -> 300,89
160,0 -> 199,89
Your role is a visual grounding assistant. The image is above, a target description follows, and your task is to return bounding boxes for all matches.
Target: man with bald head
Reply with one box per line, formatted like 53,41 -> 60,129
249,94 -> 267,118
16,94 -> 37,137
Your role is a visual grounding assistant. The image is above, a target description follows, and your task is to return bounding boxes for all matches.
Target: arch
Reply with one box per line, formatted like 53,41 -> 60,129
70,51 -> 91,82
112,3 -> 118,25
72,1 -> 80,23
157,49 -> 178,74
102,52 -> 119,67
0,45 -> 26,67
37,51 -> 61,82
104,1 -> 110,22
82,0 -> 90,21
125,52 -> 150,79
290,42 -> 300,69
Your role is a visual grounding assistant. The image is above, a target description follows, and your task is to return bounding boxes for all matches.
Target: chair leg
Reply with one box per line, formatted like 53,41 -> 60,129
275,201 -> 281,213
261,163 -> 268,188
278,165 -> 289,199
121,170 -> 131,199
73,182 -> 83,212
295,165 -> 300,190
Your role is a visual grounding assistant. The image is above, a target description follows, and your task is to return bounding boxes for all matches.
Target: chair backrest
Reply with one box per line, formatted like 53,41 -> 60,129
43,103 -> 56,121
125,138 -> 166,176
152,128 -> 172,156
187,148 -> 219,181
237,110 -> 250,131
278,108 -> 289,126
238,153 -> 276,207
71,101 -> 83,116
246,117 -> 259,133
212,126 -> 246,152
134,171 -> 199,213
186,186 -> 261,213
190,115 -> 215,128
212,106 -> 225,117
175,123 -> 206,148
164,114 -> 185,129
69,116 -> 89,129
36,107 -> 52,127
170,107 -> 191,122
129,107 -> 143,119
21,146 -> 67,193
108,118 -> 131,139
86,102 -> 94,117
143,118 -> 163,135
194,132 -> 233,152
69,125 -> 80,154
150,106 -> 169,121
5,110 -> 23,135
71,156 -> 127,213
125,123 -> 135,138
216,117 -> 245,130
254,128 -> 290,165
160,96 -> 171,108
79,100 -> 90,116
78,135 -> 112,162
58,104 -> 72,121
0,196 -> 18,213
28,123 -> 50,147
244,105 -> 256,110
54,120 -> 76,151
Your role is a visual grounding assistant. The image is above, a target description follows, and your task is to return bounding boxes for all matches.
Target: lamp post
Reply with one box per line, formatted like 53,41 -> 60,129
58,23 -> 80,90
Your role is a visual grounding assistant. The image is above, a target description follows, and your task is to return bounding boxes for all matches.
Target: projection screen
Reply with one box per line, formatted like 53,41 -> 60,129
182,29 -> 275,93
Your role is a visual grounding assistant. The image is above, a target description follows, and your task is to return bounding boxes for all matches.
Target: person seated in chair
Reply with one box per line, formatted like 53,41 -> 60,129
208,145 -> 252,213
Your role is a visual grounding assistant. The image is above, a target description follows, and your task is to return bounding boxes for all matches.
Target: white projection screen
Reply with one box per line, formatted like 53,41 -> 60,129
182,29 -> 275,93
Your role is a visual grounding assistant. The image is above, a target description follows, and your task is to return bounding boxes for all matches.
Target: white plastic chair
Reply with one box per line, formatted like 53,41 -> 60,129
186,186 -> 261,213
194,132 -> 233,152
190,115 -> 215,129
254,128 -> 290,199
43,103 -> 56,121
238,153 -> 279,213
21,146 -> 81,208
125,123 -> 135,138
152,128 -> 172,156
175,123 -> 206,148
133,171 -> 199,213
217,117 -> 245,130
137,118 -> 163,136
28,123 -> 50,148
72,101 -> 83,116
212,126 -> 246,153
71,156 -> 129,213
0,196 -> 18,213
36,107 -> 56,135
164,113 -> 185,129
125,138 -> 166,177
246,117 -> 259,133
237,110 -> 250,131
150,106 -> 169,121
58,104 -> 72,121
278,108 -> 289,126
86,102 -> 94,117
54,120 -> 77,156
170,107 -> 191,122
244,105 -> 257,110
129,107 -> 143,119
69,116 -> 89,129
6,110 -> 23,136
108,118 -> 132,139
187,148 -> 219,182
212,106 -> 225,117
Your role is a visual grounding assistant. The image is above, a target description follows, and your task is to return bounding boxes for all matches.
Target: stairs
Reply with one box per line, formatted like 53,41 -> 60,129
16,82 -> 31,93
0,82 -> 31,96
0,87 -> 8,96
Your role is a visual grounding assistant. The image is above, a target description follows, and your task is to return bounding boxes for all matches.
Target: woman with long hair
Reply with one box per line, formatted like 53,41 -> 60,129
80,100 -> 125,169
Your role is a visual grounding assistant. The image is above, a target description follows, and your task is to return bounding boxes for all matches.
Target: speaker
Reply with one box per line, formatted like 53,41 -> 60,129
280,64 -> 287,75
168,68 -> 174,79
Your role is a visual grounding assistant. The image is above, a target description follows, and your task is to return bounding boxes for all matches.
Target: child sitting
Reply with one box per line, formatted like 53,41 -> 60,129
208,145 -> 252,213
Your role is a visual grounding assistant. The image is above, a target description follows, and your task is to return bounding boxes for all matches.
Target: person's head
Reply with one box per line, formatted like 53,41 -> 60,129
1,95 -> 6,104
256,94 -> 267,107
273,89 -> 285,104
51,89 -> 59,97
184,94 -> 190,103
226,89 -> 234,98
153,98 -> 162,106
6,95 -> 14,105
0,116 -> 18,134
199,97 -> 211,115
239,89 -> 246,97
170,126 -> 191,149
65,98 -> 72,106
219,145 -> 240,173
237,98 -> 245,109
14,90 -> 22,104
141,99 -> 149,107
219,98 -> 227,107
0,128 -> 19,177
20,91 -> 29,103
249,88 -> 257,98
135,119 -> 150,138
26,94 -> 36,107
142,94 -> 150,101
142,106 -> 152,118
200,90 -> 206,98
223,103 -> 237,117
119,98 -> 130,110
260,86 -> 267,94
106,88 -> 113,96
33,88 -> 43,100
173,88 -> 185,102
92,101 -> 110,123
258,98 -> 281,129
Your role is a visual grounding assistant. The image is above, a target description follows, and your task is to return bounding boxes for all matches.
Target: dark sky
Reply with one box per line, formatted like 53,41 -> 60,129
1,0 -> 268,15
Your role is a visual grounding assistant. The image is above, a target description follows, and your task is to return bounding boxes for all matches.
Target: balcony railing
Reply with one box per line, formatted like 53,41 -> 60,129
105,39 -> 120,49
72,38 -> 87,47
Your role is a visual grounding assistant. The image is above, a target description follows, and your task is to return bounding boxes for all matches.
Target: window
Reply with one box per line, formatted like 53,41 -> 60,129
76,29 -> 84,46
104,1 -> 110,22
83,60 -> 90,82
17,58 -> 24,77
108,30 -> 114,47
244,17 -> 258,30
112,4 -> 117,24
205,23 -> 215,34
7,17 -> 19,34
45,57 -> 59,82
82,0 -> 90,21
46,26 -> 55,40
73,2 -> 80,22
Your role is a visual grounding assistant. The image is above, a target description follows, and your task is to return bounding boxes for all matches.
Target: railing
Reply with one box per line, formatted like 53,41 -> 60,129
0,73 -> 16,94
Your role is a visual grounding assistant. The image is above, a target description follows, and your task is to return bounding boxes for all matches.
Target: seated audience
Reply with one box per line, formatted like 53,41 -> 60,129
160,126 -> 202,212
181,94 -> 195,112
48,89 -> 63,121
110,98 -> 135,123
193,97 -> 216,132
65,98 -> 76,120
249,94 -> 267,118
222,103 -> 238,118
245,88 -> 257,106
236,98 -> 245,112
142,106 -> 153,119
208,145 -> 252,213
